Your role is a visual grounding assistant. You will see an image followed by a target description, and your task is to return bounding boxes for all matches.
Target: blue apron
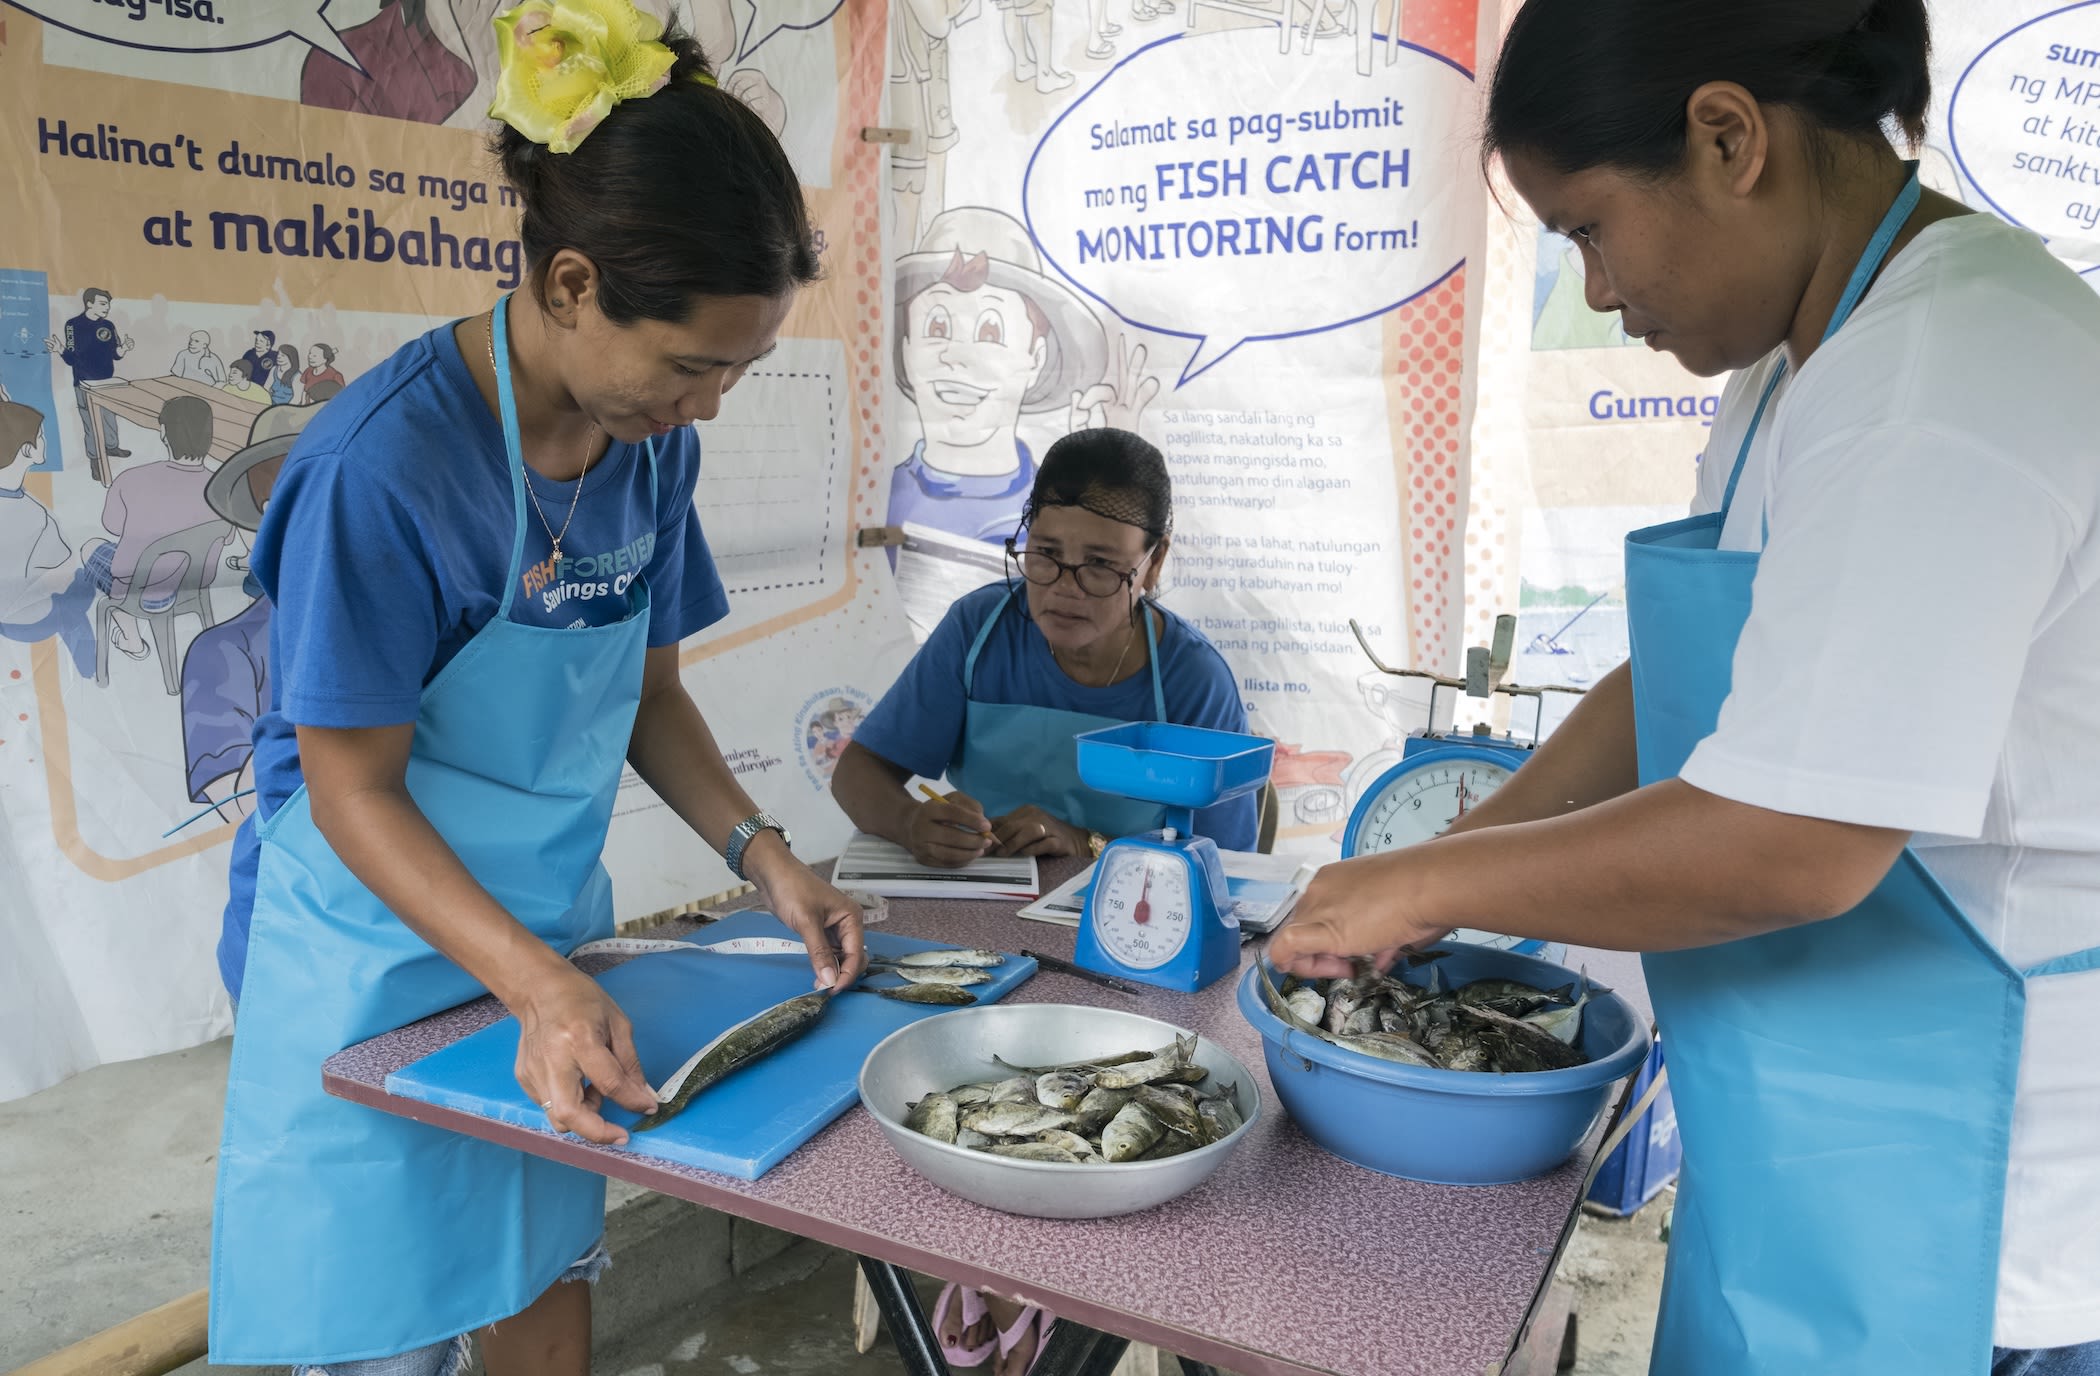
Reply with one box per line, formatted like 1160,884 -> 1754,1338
210,296 -> 657,1364
949,585 -> 1170,837
1625,169 -> 2100,1375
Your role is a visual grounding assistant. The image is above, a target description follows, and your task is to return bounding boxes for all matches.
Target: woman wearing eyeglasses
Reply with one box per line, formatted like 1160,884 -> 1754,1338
835,427 -> 1256,869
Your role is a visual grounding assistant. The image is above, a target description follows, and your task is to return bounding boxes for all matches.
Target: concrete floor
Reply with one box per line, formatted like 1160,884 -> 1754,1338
0,1041 -> 1667,1376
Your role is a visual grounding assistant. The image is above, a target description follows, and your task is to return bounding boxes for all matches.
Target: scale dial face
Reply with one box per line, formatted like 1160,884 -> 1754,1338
1091,847 -> 1194,971
1347,754 -> 1514,855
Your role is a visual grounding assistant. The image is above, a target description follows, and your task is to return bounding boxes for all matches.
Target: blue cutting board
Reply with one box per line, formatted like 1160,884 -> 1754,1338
385,911 -> 1036,1179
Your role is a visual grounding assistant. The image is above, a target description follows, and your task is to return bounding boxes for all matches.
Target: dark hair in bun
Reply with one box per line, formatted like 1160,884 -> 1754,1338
492,25 -> 821,323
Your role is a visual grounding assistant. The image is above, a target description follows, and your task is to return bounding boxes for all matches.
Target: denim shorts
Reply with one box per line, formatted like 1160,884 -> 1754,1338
1996,1341 -> 2100,1376
294,1238 -> 611,1376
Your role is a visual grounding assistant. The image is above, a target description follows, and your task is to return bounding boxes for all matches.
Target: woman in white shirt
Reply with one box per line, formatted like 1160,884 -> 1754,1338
1271,3 -> 2100,1374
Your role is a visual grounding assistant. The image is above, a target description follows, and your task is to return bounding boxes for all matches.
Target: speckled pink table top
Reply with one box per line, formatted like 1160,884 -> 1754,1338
323,859 -> 1652,1376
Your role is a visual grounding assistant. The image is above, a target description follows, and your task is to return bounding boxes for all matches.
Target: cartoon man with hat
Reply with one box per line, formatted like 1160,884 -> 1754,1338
890,206 -> 1113,543
178,404 -> 317,820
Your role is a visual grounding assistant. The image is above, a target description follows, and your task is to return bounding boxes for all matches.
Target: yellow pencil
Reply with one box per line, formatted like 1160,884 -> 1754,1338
917,782 -> 991,834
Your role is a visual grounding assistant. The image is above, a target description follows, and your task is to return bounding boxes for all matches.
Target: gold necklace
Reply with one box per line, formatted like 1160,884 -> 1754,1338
489,309 -> 597,566
1055,617 -> 1139,688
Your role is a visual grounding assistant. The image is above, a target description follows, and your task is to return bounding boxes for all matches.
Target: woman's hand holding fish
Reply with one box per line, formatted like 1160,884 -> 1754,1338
511,961 -> 659,1146
745,835 -> 869,992
1267,854 -> 1451,980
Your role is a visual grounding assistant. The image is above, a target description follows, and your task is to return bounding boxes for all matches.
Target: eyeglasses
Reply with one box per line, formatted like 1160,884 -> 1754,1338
1004,540 -> 1150,598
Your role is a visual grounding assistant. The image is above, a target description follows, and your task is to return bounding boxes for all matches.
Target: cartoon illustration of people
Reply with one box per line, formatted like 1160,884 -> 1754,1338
996,0 -> 1072,92
891,207 -> 1112,543
269,345 -> 300,405
222,360 -> 272,404
83,395 -> 228,665
299,344 -> 346,402
235,330 -> 277,388
0,402 -> 97,676
302,0 -> 790,135
300,0 -> 477,124
45,287 -> 134,461
893,208 -> 1164,545
802,696 -> 866,781
889,0 -> 975,255
180,404 -> 311,822
171,330 -> 228,386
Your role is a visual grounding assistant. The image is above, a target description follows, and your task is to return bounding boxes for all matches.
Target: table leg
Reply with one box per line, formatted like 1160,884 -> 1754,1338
1032,1319 -> 1130,1376
854,1256 -> 951,1376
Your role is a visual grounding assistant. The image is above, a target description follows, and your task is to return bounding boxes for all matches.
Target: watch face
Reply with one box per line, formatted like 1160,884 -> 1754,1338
1349,757 -> 1512,855
1090,847 -> 1192,971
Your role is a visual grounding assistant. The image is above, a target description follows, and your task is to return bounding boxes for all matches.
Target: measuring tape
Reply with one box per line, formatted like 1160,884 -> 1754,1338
568,935 -> 812,960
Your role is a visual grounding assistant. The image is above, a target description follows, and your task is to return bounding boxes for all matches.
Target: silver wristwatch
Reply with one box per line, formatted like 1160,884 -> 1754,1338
724,811 -> 791,882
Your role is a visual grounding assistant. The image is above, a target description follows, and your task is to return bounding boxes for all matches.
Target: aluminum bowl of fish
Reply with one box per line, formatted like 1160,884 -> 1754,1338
1238,944 -> 1650,1186
858,1003 -> 1260,1219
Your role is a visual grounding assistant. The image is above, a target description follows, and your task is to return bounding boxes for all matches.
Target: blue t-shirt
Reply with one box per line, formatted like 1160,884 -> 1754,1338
218,321 -> 730,997
885,440 -> 1035,543
853,583 -> 1257,849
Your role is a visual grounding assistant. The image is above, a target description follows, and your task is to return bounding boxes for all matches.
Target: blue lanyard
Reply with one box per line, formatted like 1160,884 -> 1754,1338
1717,164 -> 1923,525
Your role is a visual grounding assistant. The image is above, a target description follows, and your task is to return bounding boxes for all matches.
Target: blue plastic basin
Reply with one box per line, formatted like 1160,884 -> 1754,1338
1237,945 -> 1651,1186
1074,722 -> 1275,810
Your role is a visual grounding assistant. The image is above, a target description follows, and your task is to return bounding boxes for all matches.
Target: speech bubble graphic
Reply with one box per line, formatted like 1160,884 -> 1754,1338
15,0 -> 361,70
1949,1 -> 2100,263
1022,29 -> 1473,384
734,0 -> 843,62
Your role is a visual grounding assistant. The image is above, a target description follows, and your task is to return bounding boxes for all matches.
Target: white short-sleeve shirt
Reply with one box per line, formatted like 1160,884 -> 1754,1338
1685,214 -> 2100,1348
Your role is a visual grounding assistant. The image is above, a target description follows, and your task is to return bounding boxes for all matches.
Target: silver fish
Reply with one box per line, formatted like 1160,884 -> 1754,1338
1100,1101 -> 1166,1162
1453,1004 -> 1587,1071
1197,1094 -> 1243,1142
892,965 -> 992,987
1095,1035 -> 1199,1089
904,1092 -> 960,1144
871,983 -> 977,1006
637,991 -> 829,1131
1339,1004 -> 1381,1038
1133,1084 -> 1204,1138
1033,1128 -> 1099,1157
1523,987 -> 1595,1046
1035,1071 -> 1093,1112
989,1142 -> 1084,1164
962,1103 -> 1077,1137
988,1075 -> 1039,1106
1331,1031 -> 1442,1068
1286,987 -> 1327,1026
1134,1129 -> 1198,1161
955,1128 -> 992,1150
882,948 -> 1006,968
1073,1085 -> 1135,1133
994,1044 -> 1172,1077
951,1083 -> 996,1107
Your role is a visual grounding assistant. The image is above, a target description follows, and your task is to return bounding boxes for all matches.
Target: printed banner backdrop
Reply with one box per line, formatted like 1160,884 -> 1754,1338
1465,0 -> 2100,742
881,0 -> 1494,851
0,0 -> 911,1099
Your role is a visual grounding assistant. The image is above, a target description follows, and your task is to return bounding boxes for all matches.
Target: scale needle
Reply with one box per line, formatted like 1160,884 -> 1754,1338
1133,870 -> 1153,925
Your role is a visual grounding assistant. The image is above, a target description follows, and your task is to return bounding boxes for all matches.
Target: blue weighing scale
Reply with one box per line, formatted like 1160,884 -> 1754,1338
1070,722 -> 1276,993
1343,614 -> 1586,958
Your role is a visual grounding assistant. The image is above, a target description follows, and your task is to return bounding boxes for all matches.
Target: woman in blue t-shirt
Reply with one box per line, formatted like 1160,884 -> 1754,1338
837,428 -> 1256,870
208,9 -> 867,1375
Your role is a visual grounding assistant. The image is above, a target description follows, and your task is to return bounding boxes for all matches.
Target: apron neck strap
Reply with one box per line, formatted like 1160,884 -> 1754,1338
962,584 -> 1015,694
1142,598 -> 1165,721
490,294 -> 532,617
1718,163 -> 1922,527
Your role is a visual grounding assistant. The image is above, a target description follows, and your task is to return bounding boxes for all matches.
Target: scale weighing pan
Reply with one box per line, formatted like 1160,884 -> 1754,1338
1075,722 -> 1274,813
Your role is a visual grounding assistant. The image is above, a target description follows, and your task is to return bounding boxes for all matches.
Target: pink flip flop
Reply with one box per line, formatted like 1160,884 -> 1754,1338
993,1304 -> 1054,1376
934,1283 -> 997,1368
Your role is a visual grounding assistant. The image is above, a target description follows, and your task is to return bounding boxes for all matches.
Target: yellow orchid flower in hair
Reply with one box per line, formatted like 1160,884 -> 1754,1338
488,0 -> 680,154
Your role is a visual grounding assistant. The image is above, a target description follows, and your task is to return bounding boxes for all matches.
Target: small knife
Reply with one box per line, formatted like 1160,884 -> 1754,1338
1020,949 -> 1142,997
